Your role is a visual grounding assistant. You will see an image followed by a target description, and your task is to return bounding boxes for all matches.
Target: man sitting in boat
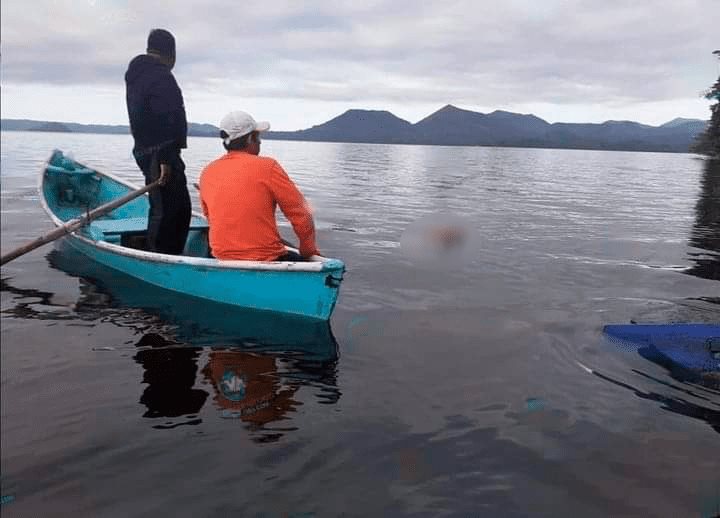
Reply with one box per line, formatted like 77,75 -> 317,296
199,111 -> 321,261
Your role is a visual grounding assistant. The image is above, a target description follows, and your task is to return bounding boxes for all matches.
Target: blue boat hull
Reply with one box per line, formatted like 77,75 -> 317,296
40,150 -> 345,320
603,324 -> 720,373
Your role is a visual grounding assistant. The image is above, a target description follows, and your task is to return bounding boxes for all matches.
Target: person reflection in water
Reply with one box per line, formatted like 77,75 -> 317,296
134,333 -> 208,427
202,350 -> 299,428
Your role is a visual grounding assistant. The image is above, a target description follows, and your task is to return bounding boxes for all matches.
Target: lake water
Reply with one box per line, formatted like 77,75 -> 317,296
1,130 -> 719,517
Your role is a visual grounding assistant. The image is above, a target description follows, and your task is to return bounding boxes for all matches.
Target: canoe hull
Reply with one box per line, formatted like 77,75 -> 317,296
40,150 -> 345,321
62,236 -> 342,319
48,242 -> 340,355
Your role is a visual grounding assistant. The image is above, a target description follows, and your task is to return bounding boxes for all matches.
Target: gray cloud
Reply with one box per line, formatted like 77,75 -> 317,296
1,0 -> 717,111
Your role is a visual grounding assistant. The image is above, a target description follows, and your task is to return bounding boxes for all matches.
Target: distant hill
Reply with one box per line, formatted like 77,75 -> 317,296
660,117 -> 706,130
188,123 -> 221,137
410,105 -> 550,146
2,107 -> 708,153
0,119 -> 220,137
270,109 -> 414,144
28,121 -> 72,133
1,118 -> 129,134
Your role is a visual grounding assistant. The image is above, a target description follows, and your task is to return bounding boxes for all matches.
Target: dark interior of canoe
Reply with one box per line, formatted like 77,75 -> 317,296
43,151 -> 212,257
88,216 -> 211,256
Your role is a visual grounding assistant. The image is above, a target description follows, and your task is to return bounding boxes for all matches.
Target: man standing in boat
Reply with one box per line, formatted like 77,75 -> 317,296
125,28 -> 191,255
199,110 -> 320,261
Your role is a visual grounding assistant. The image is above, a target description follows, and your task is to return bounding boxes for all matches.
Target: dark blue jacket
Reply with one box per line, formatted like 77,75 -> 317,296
125,54 -> 187,163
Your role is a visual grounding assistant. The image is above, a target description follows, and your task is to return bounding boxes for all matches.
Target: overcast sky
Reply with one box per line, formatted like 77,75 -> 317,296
1,0 -> 718,130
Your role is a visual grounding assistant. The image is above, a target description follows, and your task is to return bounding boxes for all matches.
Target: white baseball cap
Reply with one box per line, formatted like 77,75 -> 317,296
219,111 -> 271,145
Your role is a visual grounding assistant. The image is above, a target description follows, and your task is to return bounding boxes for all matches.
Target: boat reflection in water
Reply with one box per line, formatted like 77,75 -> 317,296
47,242 -> 340,438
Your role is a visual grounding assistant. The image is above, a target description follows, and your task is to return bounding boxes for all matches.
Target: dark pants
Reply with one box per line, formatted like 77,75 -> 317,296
276,250 -> 307,261
134,150 -> 191,255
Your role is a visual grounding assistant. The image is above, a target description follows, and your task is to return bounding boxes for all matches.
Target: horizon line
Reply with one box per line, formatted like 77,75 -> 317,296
0,107 -> 708,132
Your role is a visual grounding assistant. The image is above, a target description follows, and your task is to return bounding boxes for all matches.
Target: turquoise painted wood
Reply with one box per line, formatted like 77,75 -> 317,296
49,241 -> 340,358
40,150 -> 345,320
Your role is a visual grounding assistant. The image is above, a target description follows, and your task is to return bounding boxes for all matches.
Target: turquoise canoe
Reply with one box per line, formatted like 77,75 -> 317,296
47,241 -> 340,358
39,150 -> 345,320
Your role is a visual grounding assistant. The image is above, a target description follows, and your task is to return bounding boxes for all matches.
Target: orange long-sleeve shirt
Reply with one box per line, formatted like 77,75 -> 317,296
199,151 -> 319,261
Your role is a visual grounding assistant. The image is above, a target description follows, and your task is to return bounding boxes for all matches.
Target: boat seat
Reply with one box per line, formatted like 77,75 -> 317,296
91,216 -> 209,237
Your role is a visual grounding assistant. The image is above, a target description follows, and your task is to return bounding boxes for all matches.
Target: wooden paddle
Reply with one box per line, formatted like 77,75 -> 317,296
191,182 -> 299,250
1,180 -> 162,266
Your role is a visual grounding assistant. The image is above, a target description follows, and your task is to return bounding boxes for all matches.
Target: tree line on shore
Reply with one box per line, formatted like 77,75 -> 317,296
691,50 -> 720,158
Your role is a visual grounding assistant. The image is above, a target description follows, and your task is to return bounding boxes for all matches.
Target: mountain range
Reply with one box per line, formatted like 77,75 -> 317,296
267,105 -> 707,152
1,104 -> 708,153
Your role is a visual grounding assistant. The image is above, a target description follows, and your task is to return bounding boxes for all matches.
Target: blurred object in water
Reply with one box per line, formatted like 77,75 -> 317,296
400,212 -> 476,268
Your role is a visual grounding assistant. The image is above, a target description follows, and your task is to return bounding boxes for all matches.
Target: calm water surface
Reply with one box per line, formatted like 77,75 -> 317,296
1,131 -> 719,517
